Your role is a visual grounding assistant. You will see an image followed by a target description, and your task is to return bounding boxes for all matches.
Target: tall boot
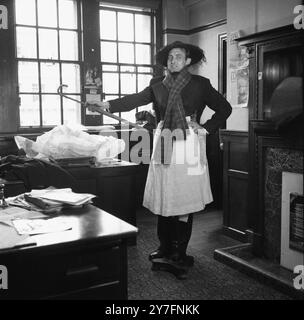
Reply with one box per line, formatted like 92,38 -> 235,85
149,215 -> 171,260
178,214 -> 194,266
168,216 -> 182,262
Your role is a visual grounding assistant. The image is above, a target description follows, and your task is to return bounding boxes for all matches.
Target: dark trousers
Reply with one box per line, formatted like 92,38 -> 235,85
157,214 -> 193,258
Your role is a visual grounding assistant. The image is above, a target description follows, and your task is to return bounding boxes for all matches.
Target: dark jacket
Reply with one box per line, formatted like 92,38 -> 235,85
109,75 -> 232,134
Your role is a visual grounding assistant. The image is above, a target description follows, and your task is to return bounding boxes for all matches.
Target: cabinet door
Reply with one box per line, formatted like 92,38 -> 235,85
95,172 -> 137,226
257,36 -> 303,120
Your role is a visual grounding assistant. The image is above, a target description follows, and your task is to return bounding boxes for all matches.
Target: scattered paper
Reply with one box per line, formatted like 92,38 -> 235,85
0,206 -> 47,227
12,217 -> 73,235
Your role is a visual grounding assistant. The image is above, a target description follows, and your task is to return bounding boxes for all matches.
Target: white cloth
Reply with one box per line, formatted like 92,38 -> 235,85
143,120 -> 213,216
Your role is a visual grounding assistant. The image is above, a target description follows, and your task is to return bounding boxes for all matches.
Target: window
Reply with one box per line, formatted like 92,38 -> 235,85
99,3 -> 156,125
15,0 -> 82,128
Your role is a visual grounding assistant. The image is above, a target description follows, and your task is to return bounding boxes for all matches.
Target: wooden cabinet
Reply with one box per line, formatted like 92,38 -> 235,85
220,130 -> 248,242
0,205 -> 137,300
235,25 -> 304,254
237,25 -> 303,122
64,162 -> 139,245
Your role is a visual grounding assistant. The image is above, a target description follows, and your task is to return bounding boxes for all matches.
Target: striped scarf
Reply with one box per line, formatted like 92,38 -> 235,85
153,67 -> 191,164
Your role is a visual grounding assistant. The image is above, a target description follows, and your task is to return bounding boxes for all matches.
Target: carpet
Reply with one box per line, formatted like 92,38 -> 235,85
127,209 -> 292,300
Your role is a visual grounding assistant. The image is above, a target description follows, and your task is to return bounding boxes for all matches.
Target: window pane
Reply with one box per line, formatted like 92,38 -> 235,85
62,63 -> 81,93
100,41 -> 117,63
19,94 -> 40,126
103,73 -> 119,94
118,12 -> 134,41
121,73 -> 136,94
136,44 -> 151,64
63,95 -> 81,124
135,14 -> 151,43
102,65 -> 118,72
118,43 -> 134,64
140,103 -> 153,112
15,0 -> 36,26
121,66 -> 135,72
59,0 -> 77,29
100,10 -> 116,40
18,62 -> 39,93
39,29 -> 58,59
40,63 -> 60,93
103,95 -> 119,124
37,0 -> 57,27
138,74 -> 152,92
105,95 -> 119,101
138,67 -> 152,73
16,27 -> 37,58
122,109 -> 137,124
60,30 -> 78,60
41,94 -> 61,126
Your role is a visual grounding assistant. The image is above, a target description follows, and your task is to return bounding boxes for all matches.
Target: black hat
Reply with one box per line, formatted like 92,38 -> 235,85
156,41 -> 206,66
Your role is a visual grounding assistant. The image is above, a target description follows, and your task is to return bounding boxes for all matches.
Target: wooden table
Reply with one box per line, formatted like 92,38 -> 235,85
0,205 -> 138,300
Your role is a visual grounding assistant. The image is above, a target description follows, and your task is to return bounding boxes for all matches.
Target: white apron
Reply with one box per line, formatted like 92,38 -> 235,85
143,119 -> 213,216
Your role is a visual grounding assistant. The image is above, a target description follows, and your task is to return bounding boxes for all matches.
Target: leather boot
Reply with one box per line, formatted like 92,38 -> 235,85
178,214 -> 194,266
149,216 -> 171,260
167,217 -> 184,262
167,215 -> 194,267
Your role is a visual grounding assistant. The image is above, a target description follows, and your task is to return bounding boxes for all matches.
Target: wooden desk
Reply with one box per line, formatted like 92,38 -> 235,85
0,205 -> 137,300
64,161 -> 141,245
3,160 -> 143,245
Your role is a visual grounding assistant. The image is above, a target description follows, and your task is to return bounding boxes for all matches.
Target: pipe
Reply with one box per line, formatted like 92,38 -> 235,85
57,85 -> 143,130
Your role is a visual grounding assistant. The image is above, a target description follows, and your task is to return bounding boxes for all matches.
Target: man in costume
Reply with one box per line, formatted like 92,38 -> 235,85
87,41 -> 232,269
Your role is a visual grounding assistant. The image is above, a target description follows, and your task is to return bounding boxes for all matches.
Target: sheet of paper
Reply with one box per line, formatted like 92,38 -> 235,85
0,206 -> 47,227
0,223 -> 29,249
12,217 -> 73,235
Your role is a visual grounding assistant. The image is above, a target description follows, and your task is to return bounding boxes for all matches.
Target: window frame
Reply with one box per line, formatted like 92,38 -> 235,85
14,0 -> 83,131
99,3 -> 156,126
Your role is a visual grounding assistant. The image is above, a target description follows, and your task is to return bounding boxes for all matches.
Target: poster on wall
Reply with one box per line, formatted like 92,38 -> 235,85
229,31 -> 249,108
84,63 -> 103,116
289,193 -> 304,253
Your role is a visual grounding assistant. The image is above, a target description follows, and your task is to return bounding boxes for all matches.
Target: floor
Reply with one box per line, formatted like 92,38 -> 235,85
127,207 -> 293,300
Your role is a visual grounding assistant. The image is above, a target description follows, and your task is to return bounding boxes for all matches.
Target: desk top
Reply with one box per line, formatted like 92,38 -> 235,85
0,205 -> 138,254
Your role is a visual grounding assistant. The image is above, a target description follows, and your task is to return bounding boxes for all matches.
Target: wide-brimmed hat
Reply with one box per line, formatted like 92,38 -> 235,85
156,41 -> 206,66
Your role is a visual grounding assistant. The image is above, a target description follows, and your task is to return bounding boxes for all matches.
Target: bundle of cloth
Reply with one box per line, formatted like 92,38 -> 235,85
0,155 -> 77,192
14,124 -> 125,163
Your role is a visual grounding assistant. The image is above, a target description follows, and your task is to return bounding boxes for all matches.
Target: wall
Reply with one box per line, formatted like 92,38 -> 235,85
187,0 -> 226,28
162,0 -> 227,125
226,0 -> 302,131
162,0 -> 188,30
190,25 -> 227,125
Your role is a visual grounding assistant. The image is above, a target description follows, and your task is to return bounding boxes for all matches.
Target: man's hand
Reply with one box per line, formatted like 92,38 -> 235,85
85,101 -> 110,113
188,120 -> 208,135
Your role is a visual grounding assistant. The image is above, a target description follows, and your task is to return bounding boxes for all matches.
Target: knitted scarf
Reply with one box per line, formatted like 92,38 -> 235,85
153,67 -> 191,164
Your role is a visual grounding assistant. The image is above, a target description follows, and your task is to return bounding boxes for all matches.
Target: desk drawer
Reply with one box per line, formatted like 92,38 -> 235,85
1,243 -> 122,299
43,244 -> 121,295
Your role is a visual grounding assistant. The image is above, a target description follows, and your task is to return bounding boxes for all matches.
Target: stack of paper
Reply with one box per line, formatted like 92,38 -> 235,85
6,187 -> 96,214
30,188 -> 96,206
7,194 -> 63,214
